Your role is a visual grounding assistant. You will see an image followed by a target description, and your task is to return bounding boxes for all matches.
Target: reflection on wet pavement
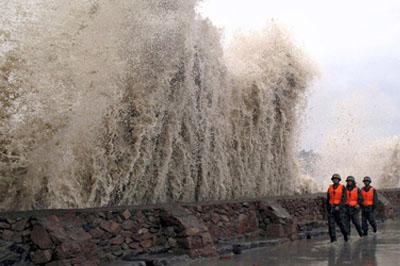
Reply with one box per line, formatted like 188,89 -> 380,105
182,220 -> 400,266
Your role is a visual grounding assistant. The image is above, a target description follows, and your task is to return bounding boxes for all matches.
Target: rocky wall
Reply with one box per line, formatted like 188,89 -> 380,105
0,189 -> 399,266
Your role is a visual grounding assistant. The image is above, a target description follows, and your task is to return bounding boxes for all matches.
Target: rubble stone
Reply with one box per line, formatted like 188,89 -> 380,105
31,225 -> 53,249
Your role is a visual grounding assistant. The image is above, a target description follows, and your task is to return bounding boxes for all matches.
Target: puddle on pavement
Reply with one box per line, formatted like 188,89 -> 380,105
180,220 -> 400,266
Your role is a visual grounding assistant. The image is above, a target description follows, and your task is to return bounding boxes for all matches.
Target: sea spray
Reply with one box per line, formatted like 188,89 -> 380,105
0,0 -> 315,210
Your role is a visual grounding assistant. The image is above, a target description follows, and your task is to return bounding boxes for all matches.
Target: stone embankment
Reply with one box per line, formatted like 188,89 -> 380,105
1,189 -> 399,266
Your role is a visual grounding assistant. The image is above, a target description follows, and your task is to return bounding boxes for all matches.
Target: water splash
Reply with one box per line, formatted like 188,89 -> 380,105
0,0 -> 315,210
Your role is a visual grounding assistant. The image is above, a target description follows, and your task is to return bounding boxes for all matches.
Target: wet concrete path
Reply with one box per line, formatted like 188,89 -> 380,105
183,220 -> 400,266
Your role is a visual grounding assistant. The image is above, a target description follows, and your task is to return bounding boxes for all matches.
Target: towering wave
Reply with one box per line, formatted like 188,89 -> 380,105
0,0 -> 315,210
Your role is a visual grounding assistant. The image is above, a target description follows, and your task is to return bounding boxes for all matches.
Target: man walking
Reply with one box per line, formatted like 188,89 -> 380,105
326,173 -> 348,242
345,176 -> 363,237
361,176 -> 378,236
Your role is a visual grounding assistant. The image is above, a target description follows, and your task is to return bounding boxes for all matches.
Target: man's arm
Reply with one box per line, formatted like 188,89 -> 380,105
340,186 -> 347,206
358,188 -> 363,206
326,190 -> 331,211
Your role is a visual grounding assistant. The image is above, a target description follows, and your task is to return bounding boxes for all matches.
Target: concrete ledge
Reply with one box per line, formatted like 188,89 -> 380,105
0,189 -> 399,265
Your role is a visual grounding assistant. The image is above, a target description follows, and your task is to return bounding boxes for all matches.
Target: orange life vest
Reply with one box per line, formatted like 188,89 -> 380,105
362,187 -> 375,206
328,184 -> 344,205
346,187 -> 359,207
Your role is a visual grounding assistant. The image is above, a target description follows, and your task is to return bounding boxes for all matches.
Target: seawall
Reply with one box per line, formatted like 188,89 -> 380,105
1,189 -> 399,266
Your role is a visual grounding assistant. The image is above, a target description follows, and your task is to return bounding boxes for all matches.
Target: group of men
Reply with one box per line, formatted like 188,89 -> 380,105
327,174 -> 378,242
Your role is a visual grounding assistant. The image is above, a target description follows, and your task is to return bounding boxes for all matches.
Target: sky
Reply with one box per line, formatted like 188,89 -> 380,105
199,0 -> 400,152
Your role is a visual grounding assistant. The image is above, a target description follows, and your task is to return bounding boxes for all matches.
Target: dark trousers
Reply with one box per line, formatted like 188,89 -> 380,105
362,207 -> 377,235
345,206 -> 363,237
328,206 -> 348,241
